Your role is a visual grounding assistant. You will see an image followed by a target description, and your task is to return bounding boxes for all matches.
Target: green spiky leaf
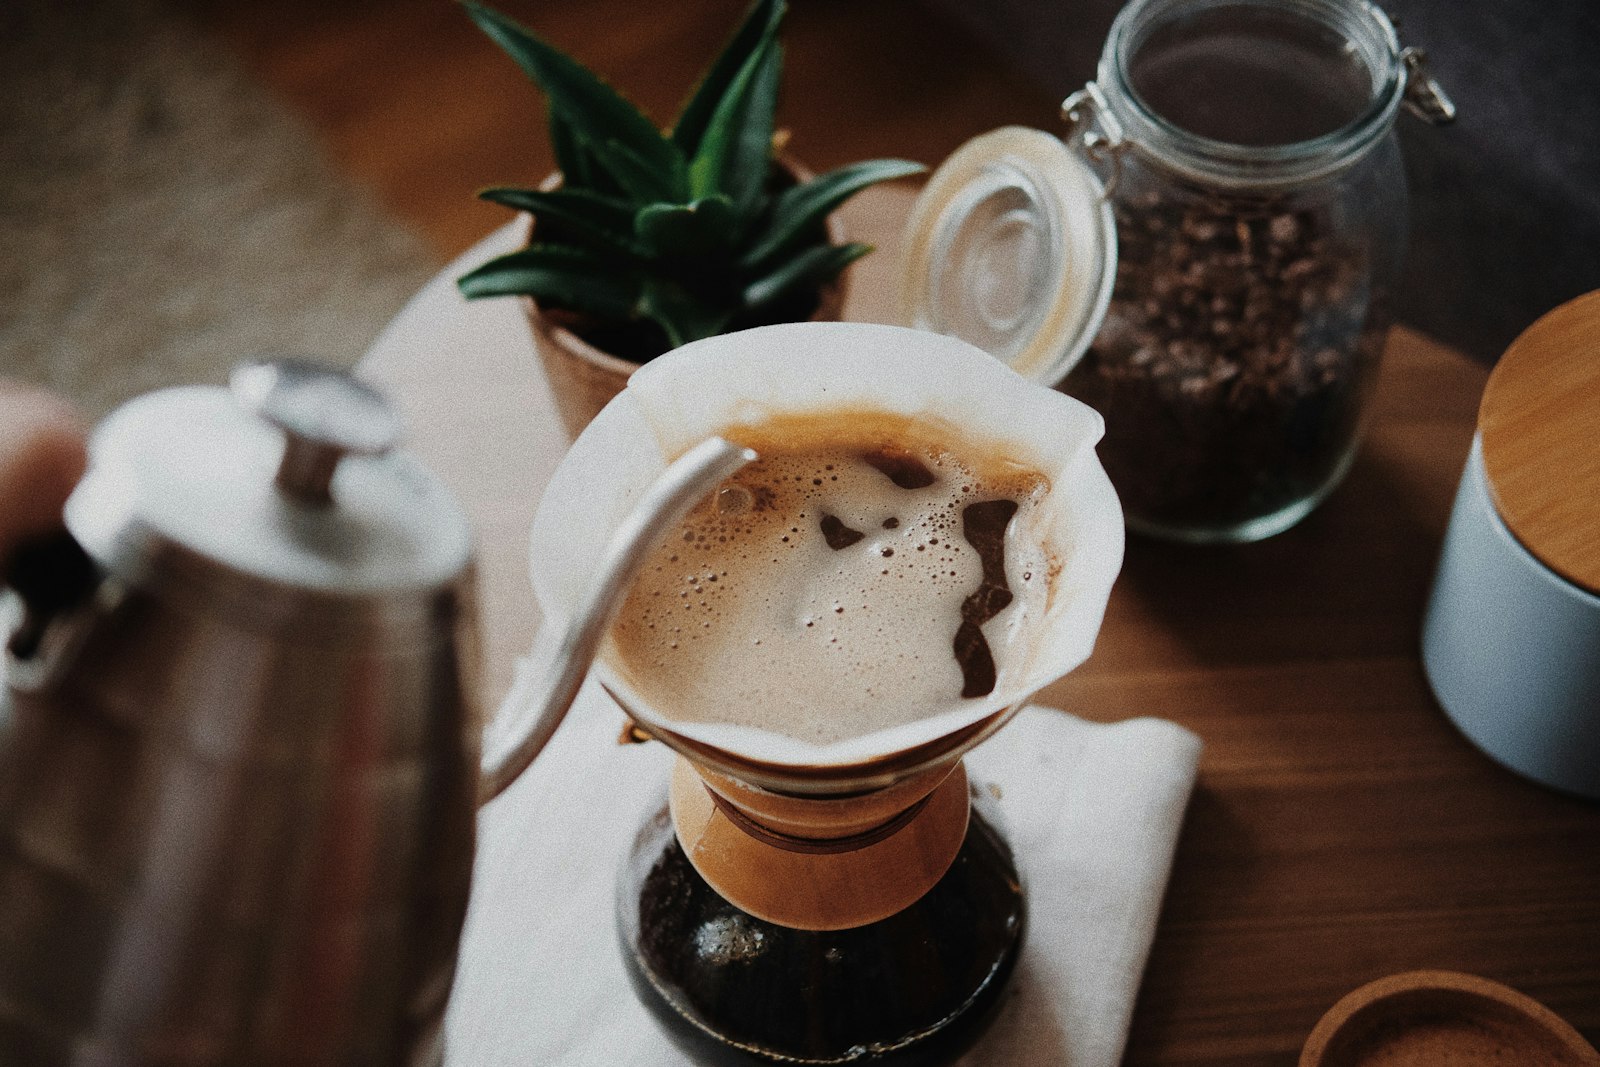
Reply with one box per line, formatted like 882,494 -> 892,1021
743,159 -> 926,268
634,196 -> 736,258
588,138 -> 687,204
464,2 -> 686,200
672,0 -> 785,158
640,280 -> 734,347
457,244 -> 641,319
743,241 -> 871,312
687,35 -> 782,217
477,187 -> 640,255
549,105 -> 617,195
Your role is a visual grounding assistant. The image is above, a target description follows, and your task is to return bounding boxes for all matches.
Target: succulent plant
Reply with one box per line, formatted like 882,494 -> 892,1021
456,0 -> 924,360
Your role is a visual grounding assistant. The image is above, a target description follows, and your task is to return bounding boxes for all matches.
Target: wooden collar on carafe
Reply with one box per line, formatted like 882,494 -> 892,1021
668,757 -> 972,932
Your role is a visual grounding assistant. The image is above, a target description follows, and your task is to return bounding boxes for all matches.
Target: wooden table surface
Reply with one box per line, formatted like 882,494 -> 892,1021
364,180 -> 1600,1065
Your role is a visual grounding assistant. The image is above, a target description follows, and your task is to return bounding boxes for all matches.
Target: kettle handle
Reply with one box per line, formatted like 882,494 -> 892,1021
477,437 -> 756,805
1,533 -> 113,754
2,532 -> 106,697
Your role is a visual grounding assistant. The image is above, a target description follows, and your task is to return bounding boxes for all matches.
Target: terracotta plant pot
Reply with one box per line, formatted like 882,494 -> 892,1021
525,160 -> 850,439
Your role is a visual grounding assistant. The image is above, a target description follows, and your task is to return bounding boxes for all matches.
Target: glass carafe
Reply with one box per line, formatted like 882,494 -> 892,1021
518,322 -> 1125,1066
616,754 -> 1023,1066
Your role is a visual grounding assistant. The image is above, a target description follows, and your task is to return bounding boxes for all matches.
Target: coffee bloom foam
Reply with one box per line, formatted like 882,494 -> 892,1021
607,430 -> 1053,746
528,322 -> 1123,769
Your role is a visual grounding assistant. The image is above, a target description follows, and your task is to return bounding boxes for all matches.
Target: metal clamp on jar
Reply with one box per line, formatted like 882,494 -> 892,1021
902,0 -> 1455,543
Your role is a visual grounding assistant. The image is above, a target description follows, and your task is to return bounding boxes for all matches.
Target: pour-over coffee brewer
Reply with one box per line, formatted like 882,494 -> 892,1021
521,322 -> 1124,1064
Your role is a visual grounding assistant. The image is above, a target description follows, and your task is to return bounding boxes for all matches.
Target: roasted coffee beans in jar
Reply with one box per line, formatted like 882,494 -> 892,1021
1057,0 -> 1454,542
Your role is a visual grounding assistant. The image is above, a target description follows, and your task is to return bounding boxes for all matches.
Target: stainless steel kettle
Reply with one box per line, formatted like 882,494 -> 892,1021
0,361 -> 479,1066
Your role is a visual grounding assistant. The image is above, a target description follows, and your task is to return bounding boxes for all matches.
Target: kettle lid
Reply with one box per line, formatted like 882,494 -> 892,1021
65,360 -> 472,623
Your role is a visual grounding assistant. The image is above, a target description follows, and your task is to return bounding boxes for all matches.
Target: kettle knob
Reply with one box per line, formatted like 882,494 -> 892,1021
231,359 -> 400,505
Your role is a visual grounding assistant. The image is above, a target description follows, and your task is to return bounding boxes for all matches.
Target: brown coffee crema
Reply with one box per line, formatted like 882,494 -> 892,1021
608,412 -> 1056,746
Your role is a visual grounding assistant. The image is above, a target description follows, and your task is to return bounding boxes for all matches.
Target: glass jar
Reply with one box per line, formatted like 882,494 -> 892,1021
1055,0 -> 1455,542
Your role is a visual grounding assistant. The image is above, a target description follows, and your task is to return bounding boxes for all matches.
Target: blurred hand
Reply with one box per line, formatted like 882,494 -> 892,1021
0,384 -> 87,566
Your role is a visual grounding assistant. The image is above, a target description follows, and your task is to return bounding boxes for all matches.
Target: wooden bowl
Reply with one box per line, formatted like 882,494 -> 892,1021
1301,971 -> 1600,1067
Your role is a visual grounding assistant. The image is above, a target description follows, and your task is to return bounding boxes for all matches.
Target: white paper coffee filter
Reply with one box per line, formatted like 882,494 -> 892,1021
527,322 -> 1122,768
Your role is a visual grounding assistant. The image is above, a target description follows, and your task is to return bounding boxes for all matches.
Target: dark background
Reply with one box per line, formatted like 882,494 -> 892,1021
928,0 -> 1600,364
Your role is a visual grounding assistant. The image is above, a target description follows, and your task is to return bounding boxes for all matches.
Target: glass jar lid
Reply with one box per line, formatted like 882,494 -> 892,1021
900,126 -> 1117,386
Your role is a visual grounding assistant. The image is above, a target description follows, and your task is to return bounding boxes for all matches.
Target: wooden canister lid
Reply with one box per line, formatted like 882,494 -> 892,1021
1479,290 -> 1600,595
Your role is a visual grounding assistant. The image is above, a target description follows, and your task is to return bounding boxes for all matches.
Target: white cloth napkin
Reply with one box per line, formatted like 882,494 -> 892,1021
443,667 -> 1202,1067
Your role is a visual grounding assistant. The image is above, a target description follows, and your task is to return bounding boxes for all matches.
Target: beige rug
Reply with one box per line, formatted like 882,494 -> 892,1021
0,0 -> 440,418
